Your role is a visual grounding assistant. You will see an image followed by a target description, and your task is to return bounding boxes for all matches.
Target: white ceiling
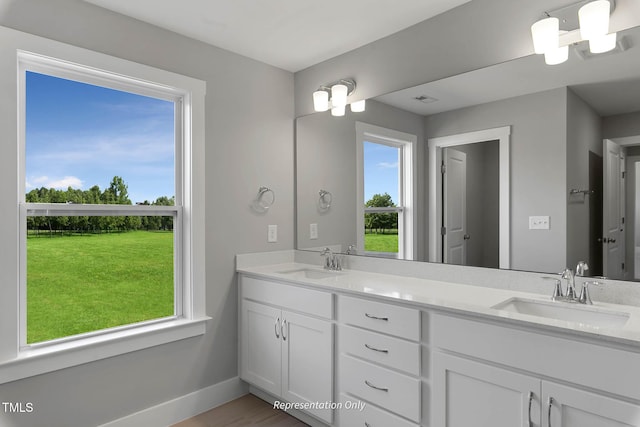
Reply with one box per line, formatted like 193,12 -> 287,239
375,25 -> 640,117
83,0 -> 470,72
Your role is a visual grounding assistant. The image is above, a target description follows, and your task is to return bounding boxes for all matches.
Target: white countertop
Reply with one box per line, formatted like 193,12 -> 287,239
237,262 -> 640,347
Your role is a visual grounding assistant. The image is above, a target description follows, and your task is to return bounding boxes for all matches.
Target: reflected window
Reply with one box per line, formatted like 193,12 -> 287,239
357,123 -> 415,259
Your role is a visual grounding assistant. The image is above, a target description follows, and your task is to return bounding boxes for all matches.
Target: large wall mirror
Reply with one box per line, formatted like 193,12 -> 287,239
295,24 -> 640,281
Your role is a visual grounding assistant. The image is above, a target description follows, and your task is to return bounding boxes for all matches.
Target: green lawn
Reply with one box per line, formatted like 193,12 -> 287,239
27,231 -> 174,344
364,230 -> 398,253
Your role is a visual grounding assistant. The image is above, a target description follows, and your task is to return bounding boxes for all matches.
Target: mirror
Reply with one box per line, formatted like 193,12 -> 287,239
296,24 -> 640,280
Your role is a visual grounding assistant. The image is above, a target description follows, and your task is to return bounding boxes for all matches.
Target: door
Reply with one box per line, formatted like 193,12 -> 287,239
240,300 -> 282,396
603,139 -> 625,279
281,311 -> 333,423
433,352 -> 541,427
544,381 -> 640,427
443,148 -> 468,265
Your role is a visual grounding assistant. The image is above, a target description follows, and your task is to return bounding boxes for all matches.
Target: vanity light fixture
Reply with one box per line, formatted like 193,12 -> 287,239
531,0 -> 617,65
312,78 -> 365,116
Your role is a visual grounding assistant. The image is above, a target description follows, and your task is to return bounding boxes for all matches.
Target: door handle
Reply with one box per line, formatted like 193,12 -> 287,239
547,397 -> 554,427
281,319 -> 287,341
463,234 -> 471,240
275,317 -> 280,339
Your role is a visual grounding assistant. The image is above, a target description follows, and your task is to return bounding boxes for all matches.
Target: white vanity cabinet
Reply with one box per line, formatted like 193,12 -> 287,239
239,275 -> 334,424
432,314 -> 640,427
336,295 -> 421,426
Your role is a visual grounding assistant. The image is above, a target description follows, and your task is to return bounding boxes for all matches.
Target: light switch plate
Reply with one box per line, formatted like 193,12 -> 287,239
529,216 -> 550,230
268,224 -> 278,242
310,223 -> 318,240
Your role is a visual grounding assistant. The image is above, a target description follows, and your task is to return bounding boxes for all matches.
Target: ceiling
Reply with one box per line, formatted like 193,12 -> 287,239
375,25 -> 640,117
83,0 -> 470,72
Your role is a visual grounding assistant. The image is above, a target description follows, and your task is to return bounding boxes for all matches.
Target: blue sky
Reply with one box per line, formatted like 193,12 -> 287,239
363,141 -> 399,204
25,71 -> 175,204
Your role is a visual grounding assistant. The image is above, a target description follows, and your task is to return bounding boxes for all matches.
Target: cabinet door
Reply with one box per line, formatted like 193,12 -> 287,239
281,310 -> 333,424
240,300 -> 282,396
433,352 -> 541,427
544,382 -> 640,427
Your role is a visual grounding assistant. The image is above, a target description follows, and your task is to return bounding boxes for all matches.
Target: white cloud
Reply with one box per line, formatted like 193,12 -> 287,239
377,161 -> 399,169
26,175 -> 83,190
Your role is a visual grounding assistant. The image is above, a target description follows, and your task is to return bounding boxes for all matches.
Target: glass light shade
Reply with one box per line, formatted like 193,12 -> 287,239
331,105 -> 345,117
331,84 -> 348,108
589,32 -> 617,53
313,90 -> 329,112
544,45 -> 569,65
350,99 -> 366,112
531,17 -> 559,54
579,0 -> 610,40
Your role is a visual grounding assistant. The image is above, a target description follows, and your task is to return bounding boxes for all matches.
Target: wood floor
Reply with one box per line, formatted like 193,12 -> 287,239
171,394 -> 308,427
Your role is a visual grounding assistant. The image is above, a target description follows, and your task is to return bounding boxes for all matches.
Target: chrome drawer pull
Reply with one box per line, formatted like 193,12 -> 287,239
548,397 -> 554,427
365,313 -> 389,321
364,380 -> 389,392
275,317 -> 280,339
364,343 -> 389,354
281,319 -> 287,341
528,391 -> 533,427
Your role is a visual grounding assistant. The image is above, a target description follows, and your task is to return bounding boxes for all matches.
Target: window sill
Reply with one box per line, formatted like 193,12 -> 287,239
0,316 -> 210,385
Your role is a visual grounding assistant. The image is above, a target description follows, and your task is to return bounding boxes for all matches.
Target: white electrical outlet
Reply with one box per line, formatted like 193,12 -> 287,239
268,224 -> 278,242
310,223 -> 318,240
529,216 -> 550,230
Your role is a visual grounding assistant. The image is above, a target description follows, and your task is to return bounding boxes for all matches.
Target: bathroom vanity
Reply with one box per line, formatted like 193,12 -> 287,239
237,252 -> 640,427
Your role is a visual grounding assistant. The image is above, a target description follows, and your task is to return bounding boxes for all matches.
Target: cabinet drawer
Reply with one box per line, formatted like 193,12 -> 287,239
339,325 -> 420,376
338,393 -> 419,427
338,295 -> 419,341
340,355 -> 421,422
240,275 -> 332,319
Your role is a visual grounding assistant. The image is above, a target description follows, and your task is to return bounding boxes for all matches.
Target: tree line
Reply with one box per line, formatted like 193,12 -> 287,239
26,176 -> 174,236
365,193 -> 398,234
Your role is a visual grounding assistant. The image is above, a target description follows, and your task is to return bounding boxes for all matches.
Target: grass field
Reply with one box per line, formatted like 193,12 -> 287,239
364,230 -> 398,253
27,231 -> 174,344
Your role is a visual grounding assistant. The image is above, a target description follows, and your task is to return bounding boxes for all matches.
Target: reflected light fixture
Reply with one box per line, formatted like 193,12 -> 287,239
531,0 -> 617,66
312,78 -> 365,116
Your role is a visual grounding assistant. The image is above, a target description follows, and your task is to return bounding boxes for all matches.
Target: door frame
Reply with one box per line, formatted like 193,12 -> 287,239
428,126 -> 511,269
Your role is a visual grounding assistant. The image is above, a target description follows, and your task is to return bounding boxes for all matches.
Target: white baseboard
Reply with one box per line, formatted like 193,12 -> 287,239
98,376 -> 249,427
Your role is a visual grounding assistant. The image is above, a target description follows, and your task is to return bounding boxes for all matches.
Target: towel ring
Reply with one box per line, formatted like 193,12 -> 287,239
319,189 -> 332,210
257,186 -> 275,210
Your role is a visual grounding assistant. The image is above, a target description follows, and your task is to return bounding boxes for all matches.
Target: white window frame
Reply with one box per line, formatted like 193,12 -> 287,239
356,122 -> 416,260
0,44 -> 207,385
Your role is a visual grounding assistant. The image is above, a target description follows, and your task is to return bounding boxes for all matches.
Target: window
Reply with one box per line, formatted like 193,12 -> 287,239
23,71 -> 180,345
356,122 -> 416,259
0,46 -> 206,384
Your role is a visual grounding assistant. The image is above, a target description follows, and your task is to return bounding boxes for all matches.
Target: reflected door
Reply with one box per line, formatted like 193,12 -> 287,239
603,139 -> 625,279
443,148 -> 467,265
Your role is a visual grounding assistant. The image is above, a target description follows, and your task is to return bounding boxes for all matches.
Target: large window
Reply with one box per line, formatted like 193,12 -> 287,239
356,122 -> 416,259
23,71 -> 180,345
0,45 -> 206,384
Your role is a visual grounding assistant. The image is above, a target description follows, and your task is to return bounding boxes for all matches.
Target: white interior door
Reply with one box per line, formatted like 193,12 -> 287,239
443,148 -> 467,265
603,139 -> 624,279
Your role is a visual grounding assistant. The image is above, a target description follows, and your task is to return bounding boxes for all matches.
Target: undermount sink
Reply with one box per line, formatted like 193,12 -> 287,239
277,268 -> 342,280
492,297 -> 630,328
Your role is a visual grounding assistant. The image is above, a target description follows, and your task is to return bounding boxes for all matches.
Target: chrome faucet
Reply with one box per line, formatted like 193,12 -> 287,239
560,268 -> 577,300
553,262 -> 594,304
320,247 -> 342,271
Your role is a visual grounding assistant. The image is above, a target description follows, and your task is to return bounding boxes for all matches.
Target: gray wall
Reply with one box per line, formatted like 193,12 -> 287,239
0,1 -> 293,426
296,99 -> 425,259
603,111 -> 640,139
425,88 -> 568,273
566,89 -> 602,270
